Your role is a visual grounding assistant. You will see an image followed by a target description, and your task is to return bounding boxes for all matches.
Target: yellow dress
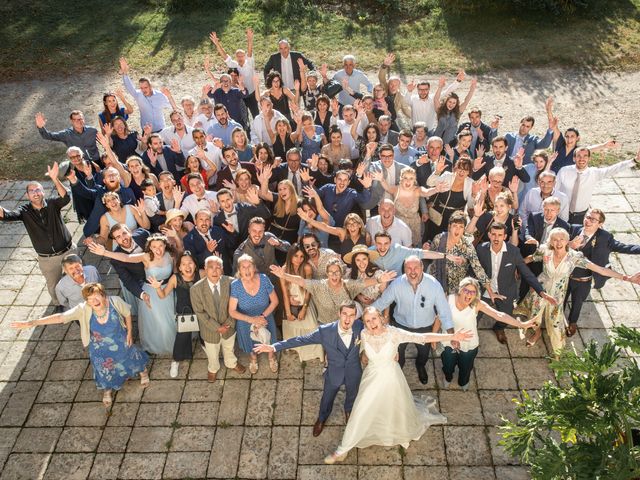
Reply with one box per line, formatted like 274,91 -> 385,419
281,282 -> 324,362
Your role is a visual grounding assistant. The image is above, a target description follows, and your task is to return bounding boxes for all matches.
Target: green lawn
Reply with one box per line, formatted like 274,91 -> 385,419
1,0 -> 639,78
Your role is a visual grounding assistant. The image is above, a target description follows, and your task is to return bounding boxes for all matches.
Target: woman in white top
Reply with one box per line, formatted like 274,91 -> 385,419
442,277 -> 534,390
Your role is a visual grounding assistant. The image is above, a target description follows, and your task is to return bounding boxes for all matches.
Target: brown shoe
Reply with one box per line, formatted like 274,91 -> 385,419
232,363 -> 246,374
566,323 -> 577,337
345,411 -> 350,423
207,371 -> 217,383
313,419 -> 325,437
495,330 -> 508,345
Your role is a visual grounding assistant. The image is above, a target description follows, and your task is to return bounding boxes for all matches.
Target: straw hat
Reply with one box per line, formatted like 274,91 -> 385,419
164,209 -> 186,225
343,244 -> 380,264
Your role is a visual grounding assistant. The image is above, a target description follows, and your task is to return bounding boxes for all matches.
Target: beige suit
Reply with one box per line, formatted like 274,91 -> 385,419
190,275 -> 238,373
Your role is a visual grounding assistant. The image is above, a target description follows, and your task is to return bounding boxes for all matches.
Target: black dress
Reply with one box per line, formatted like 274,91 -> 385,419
111,132 -> 139,163
273,134 -> 296,160
339,234 -> 367,262
173,272 -> 200,362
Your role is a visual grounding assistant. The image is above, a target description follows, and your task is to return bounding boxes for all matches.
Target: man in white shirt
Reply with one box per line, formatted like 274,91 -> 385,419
556,146 -> 639,224
405,73 -> 460,132
209,28 -> 259,117
194,99 -> 217,132
160,111 -> 195,156
366,199 -> 412,247
519,171 -> 569,230
250,97 -> 286,146
335,105 -> 361,159
189,128 -> 224,188
181,174 -> 218,220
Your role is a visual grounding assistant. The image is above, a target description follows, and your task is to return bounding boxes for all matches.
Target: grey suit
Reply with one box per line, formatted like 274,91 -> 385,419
190,275 -> 236,344
365,160 -> 404,210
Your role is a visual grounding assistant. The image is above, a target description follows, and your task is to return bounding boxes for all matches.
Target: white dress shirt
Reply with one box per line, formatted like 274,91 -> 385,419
194,114 -> 217,132
207,279 -> 221,296
405,81 -> 458,130
250,110 -> 286,145
224,208 -> 239,232
485,241 -> 507,297
338,326 -> 353,348
188,142 -> 223,179
336,119 -> 361,159
365,216 -> 412,247
280,55 -> 295,89
225,55 -> 256,94
160,126 -> 196,154
556,160 -> 634,213
519,188 -> 569,230
181,191 -> 218,219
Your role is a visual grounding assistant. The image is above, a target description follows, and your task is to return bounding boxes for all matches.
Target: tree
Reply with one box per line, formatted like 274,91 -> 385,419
500,326 -> 640,480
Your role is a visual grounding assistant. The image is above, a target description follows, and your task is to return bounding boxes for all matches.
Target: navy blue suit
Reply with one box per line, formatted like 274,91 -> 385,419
183,226 -> 232,274
273,320 -> 364,422
141,147 -> 185,181
476,241 -> 545,330
566,226 -> 640,325
213,202 -> 271,248
111,228 -> 149,316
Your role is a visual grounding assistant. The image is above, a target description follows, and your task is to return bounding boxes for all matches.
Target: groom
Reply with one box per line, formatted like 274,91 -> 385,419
254,302 -> 362,437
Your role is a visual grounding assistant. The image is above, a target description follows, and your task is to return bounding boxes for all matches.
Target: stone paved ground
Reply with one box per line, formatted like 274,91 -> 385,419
0,168 -> 639,480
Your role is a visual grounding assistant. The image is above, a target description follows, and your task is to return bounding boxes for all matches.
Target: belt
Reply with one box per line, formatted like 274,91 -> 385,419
38,246 -> 72,258
570,276 -> 592,282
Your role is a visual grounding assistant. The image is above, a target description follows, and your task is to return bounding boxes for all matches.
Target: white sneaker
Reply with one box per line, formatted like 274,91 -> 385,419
169,361 -> 179,378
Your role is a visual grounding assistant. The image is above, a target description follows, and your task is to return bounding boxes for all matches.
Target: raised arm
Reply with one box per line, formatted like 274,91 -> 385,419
87,241 -> 147,264
208,31 -> 229,61
297,207 -> 346,240
269,265 -> 307,288
458,78 -> 477,114
115,88 -> 134,115
45,162 -> 70,200
477,300 -> 535,328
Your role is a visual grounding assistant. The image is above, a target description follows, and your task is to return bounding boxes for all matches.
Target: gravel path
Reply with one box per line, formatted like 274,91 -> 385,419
1,67 -> 639,161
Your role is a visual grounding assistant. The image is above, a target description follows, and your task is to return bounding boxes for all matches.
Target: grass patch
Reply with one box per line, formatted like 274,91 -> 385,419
1,0 -> 639,79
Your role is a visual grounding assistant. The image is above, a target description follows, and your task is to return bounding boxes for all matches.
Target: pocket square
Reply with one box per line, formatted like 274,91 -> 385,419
505,263 -> 513,267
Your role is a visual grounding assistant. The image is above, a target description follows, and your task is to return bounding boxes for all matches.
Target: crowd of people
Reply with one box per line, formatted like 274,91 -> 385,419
6,29 -> 640,463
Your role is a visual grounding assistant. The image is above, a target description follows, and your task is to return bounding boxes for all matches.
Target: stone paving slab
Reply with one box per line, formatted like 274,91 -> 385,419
0,174 -> 638,478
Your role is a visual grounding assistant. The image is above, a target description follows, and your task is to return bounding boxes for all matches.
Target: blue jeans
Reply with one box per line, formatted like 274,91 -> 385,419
441,346 -> 478,387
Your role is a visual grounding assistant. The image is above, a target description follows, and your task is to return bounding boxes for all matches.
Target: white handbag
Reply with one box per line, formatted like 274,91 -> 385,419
176,307 -> 200,333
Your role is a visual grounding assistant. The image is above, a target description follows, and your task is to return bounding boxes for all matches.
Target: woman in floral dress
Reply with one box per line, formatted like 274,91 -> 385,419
516,228 -> 638,352
11,283 -> 149,408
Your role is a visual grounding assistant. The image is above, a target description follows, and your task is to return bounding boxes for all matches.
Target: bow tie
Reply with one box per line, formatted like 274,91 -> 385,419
253,244 -> 265,250
226,212 -> 237,218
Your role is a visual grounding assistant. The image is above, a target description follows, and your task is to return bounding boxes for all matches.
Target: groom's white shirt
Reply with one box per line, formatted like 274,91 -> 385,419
338,327 -> 352,348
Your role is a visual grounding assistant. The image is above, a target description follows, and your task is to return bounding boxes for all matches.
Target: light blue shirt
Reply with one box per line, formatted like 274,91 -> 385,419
207,119 -> 243,146
123,75 -> 171,131
518,187 -> 570,230
333,69 -> 373,106
370,244 -> 424,275
372,274 -> 453,330
393,145 -> 418,166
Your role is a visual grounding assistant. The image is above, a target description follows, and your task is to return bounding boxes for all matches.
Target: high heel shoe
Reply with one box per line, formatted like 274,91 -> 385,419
324,451 -> 348,464
526,329 -> 542,348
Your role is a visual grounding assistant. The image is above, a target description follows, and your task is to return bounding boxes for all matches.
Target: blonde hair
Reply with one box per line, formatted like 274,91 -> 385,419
343,213 -> 365,236
547,227 -> 570,250
274,180 -> 299,217
457,277 -> 481,307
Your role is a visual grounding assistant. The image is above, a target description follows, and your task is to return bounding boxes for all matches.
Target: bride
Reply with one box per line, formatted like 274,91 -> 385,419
325,306 -> 471,464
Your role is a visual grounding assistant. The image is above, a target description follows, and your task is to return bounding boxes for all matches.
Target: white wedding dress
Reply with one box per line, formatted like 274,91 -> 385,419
335,326 -> 447,455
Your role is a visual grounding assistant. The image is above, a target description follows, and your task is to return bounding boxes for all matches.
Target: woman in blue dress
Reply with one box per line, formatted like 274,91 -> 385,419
11,283 -> 149,409
229,254 -> 279,374
89,234 -> 178,357
98,89 -> 134,131
294,111 -> 326,161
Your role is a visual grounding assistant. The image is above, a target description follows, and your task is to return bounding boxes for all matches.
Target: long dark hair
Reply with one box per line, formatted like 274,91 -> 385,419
437,93 -> 461,121
102,93 -> 121,125
349,252 -> 379,280
284,243 -> 310,276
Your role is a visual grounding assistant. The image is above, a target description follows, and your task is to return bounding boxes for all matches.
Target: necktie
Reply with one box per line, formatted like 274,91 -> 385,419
204,233 -> 212,243
569,171 -> 582,212
212,284 -> 220,304
292,172 -> 300,193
